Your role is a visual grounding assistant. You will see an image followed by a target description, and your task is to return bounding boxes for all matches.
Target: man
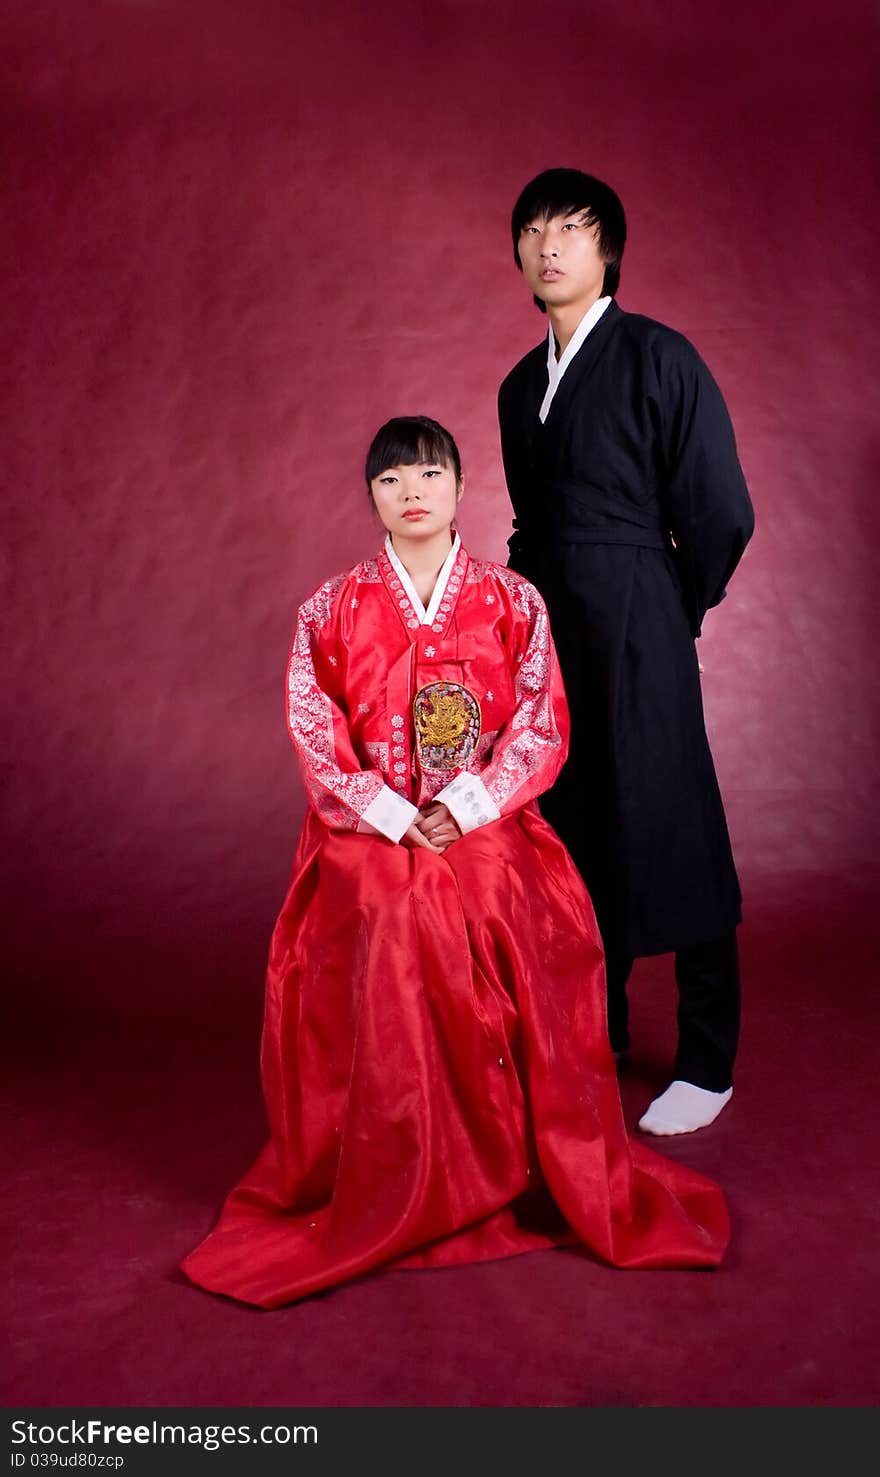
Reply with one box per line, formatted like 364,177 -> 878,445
498,168 -> 754,1135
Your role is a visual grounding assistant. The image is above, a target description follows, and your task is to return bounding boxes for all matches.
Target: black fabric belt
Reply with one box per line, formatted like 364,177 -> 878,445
513,479 -> 670,551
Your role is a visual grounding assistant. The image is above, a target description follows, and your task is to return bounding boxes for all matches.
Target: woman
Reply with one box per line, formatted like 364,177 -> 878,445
181,416 -> 729,1308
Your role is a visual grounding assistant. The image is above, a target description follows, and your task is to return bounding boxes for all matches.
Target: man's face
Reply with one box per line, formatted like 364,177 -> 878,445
517,211 -> 608,314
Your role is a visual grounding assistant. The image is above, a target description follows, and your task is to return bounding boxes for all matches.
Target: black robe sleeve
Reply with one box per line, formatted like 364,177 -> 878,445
498,368 -> 540,585
657,338 -> 755,638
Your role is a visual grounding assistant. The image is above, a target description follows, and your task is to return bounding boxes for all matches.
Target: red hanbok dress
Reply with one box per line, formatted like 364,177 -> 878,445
181,535 -> 729,1307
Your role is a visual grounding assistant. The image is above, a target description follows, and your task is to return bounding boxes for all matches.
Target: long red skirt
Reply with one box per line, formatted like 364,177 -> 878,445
182,806 -> 729,1306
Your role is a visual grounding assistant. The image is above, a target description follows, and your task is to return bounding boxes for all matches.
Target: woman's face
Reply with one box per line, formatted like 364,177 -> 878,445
369,460 -> 462,542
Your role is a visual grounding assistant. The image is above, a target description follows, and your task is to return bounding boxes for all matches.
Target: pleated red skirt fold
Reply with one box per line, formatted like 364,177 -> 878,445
182,807 -> 728,1307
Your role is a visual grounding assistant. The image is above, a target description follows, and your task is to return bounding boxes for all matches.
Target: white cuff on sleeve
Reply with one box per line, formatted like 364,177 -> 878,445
357,785 -> 419,843
434,772 -> 500,834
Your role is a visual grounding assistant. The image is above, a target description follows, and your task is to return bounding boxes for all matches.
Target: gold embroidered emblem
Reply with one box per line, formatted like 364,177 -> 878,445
413,682 -> 481,771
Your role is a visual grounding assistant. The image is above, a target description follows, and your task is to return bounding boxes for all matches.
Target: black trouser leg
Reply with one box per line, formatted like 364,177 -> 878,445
673,930 -> 740,1092
602,945 -> 634,1055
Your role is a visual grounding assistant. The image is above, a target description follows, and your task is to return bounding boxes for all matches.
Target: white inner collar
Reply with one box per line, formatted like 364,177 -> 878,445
385,531 -> 461,625
540,295 -> 611,423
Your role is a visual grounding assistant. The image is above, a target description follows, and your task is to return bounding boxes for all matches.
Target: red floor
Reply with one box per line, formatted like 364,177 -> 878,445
3,870 -> 878,1407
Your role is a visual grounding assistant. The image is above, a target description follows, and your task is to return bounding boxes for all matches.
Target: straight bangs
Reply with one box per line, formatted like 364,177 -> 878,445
365,416 -> 462,485
519,193 -> 601,236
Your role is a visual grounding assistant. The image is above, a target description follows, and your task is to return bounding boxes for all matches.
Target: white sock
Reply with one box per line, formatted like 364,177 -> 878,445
637,1080 -> 733,1136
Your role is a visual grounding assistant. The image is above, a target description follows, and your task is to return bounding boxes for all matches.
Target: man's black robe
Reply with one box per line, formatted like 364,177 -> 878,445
498,299 -> 754,958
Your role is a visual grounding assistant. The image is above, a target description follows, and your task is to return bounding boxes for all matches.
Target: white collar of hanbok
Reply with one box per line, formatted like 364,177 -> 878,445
540,294 -> 611,423
384,530 -> 462,626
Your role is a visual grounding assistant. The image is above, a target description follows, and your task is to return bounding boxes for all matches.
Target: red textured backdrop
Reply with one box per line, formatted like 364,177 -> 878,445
2,0 -> 877,1031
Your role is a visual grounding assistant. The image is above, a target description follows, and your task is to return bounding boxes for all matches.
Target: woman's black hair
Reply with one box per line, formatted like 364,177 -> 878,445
511,167 -> 627,310
365,415 -> 462,487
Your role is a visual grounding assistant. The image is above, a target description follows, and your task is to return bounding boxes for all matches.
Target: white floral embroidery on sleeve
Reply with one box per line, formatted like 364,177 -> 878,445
470,569 -> 564,815
286,575 -> 385,830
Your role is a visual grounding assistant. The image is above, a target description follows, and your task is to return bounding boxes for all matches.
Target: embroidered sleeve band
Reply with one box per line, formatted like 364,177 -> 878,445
468,572 -> 569,816
434,772 -> 501,834
286,577 -> 386,831
358,786 -> 419,843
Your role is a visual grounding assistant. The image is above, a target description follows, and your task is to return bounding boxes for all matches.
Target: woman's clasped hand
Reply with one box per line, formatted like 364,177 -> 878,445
404,802 -> 462,853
